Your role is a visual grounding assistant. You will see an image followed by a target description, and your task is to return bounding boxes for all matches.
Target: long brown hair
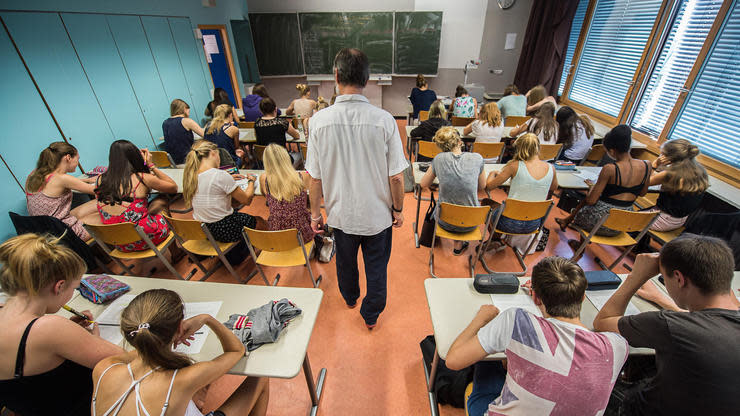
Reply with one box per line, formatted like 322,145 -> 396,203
95,140 -> 150,206
170,99 -> 189,116
527,85 -> 547,106
0,233 -> 86,296
27,142 -> 78,193
661,139 -> 709,194
479,102 -> 502,127
206,104 -> 233,135
530,102 -> 558,143
183,141 -> 218,206
556,106 -> 594,148
121,289 -> 193,370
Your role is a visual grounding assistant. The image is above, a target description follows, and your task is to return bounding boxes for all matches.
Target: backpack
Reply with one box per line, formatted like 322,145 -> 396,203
419,335 -> 473,408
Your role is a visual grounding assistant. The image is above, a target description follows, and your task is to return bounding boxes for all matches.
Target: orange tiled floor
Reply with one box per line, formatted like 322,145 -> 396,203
124,120 -> 634,415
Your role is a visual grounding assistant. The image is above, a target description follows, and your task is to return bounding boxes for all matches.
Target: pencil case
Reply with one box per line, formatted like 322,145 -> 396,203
585,270 -> 622,290
78,274 -> 130,304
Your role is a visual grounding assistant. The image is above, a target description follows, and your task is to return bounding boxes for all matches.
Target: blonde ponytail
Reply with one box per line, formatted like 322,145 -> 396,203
182,141 -> 218,206
296,83 -> 310,96
206,104 -> 233,135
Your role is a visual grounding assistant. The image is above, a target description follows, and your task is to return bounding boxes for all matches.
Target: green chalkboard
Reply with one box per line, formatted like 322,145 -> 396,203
247,13 -> 304,76
230,19 -> 260,82
300,12 -> 393,75
394,12 -> 442,74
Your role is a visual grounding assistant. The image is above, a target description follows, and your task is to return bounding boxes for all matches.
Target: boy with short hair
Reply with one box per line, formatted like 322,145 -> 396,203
594,234 -> 740,415
447,257 -> 628,415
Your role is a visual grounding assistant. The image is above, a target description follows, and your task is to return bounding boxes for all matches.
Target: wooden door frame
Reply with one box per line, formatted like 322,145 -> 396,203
198,24 -> 243,109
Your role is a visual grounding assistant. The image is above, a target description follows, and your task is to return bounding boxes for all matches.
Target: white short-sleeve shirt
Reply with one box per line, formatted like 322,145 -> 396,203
192,168 -> 237,223
305,94 -> 409,236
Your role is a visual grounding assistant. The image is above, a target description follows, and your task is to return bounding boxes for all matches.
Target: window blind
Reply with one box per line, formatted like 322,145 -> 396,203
631,0 -> 723,138
568,0 -> 663,117
669,2 -> 740,168
558,0 -> 590,96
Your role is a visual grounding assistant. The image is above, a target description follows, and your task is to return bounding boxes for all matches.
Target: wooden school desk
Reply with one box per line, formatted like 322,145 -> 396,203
422,272 -> 740,416
66,275 -> 327,416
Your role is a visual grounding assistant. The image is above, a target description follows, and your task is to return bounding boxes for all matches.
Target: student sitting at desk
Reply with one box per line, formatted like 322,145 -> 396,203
525,84 -> 557,115
95,141 -> 176,253
204,87 -> 239,122
204,104 -> 245,168
286,83 -> 317,131
163,99 -> 204,166
420,127 -> 486,255
410,100 -> 450,162
410,74 -> 437,120
556,125 -> 651,251
25,141 -> 98,241
446,256 -> 628,416
555,106 -> 594,164
450,85 -> 478,118
508,102 -> 558,144
92,289 -> 269,416
260,144 -> 315,243
463,102 -> 505,144
484,133 -> 558,250
648,138 -> 709,232
496,84 -> 527,120
183,141 -> 262,264
0,234 -> 124,416
593,235 -> 740,416
242,83 -> 280,122
255,97 -> 300,149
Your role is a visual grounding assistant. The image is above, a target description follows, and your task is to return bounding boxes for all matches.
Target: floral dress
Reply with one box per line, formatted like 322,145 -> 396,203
264,179 -> 315,243
97,178 -> 169,252
453,96 -> 475,118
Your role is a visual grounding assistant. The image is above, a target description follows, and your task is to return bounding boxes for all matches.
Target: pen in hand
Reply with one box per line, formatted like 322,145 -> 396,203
62,304 -> 95,324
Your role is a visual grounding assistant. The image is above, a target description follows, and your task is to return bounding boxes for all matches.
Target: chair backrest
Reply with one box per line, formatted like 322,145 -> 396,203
581,144 -> 606,166
451,116 -> 475,126
85,222 -> 143,246
471,142 -> 505,159
150,151 -> 175,168
419,110 -> 429,121
243,227 -> 301,252
438,202 -> 490,229
418,141 -> 442,159
601,209 -> 659,233
501,199 -> 553,222
539,144 -> 563,161
254,145 -> 267,161
163,215 -> 207,241
238,121 -> 254,128
504,116 -> 531,127
300,144 -> 307,163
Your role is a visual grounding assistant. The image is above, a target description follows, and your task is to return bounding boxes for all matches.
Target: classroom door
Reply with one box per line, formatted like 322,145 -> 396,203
199,27 -> 240,108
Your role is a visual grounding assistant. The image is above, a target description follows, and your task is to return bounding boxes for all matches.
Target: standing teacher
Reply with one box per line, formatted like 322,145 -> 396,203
306,48 -> 408,330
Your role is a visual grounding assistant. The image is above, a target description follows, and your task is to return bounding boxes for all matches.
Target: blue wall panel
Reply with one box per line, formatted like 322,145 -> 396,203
2,12 -> 113,168
141,16 -> 191,107
61,13 -> 155,150
0,163 -> 30,241
106,14 -> 170,140
168,17 -> 212,120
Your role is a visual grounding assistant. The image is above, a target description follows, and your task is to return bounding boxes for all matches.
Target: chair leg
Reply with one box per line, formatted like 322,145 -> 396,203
112,257 -> 135,275
428,232 -> 439,278
217,251 -> 243,283
305,260 -> 322,288
607,244 -> 637,270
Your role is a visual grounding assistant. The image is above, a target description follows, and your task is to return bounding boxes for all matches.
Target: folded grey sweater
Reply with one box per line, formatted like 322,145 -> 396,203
223,298 -> 302,351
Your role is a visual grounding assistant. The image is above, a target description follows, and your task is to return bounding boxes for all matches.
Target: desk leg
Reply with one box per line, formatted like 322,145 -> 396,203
303,354 -> 326,416
413,184 -> 422,248
422,349 -> 440,416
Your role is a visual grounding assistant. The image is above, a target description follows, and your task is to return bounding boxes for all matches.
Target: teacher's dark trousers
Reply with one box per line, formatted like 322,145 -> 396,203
333,226 -> 393,325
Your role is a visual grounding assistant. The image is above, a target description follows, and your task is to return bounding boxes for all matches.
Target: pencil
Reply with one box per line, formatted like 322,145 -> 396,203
62,304 -> 95,323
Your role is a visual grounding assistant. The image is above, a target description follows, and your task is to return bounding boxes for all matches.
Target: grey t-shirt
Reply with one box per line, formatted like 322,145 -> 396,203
432,152 -> 484,232
618,308 -> 740,416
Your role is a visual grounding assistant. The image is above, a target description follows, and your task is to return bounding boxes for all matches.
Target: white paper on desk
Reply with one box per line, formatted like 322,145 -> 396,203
586,290 -> 640,316
174,301 -> 222,354
490,293 -> 542,317
96,294 -> 136,345
574,170 -> 599,182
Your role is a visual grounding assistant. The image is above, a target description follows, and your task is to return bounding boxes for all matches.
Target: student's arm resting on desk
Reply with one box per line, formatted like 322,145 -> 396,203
286,100 -> 295,115
446,305 -> 519,370
508,122 -> 527,138
231,174 -> 256,205
59,174 -> 96,195
637,280 -> 682,311
584,164 -> 613,205
286,121 -> 300,139
485,161 -> 516,191
182,117 -> 204,138
39,315 -> 124,369
463,121 -> 474,136
649,170 -> 669,187
141,166 -> 178,194
420,165 -> 436,189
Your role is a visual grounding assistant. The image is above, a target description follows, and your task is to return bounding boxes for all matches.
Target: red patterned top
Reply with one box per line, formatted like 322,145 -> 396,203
264,179 -> 315,243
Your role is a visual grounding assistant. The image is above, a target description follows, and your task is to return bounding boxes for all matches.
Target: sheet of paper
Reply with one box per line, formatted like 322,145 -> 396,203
203,34 -> 219,55
574,170 -> 599,182
586,290 -> 641,316
95,296 -> 222,354
505,33 -> 517,50
490,293 -> 542,317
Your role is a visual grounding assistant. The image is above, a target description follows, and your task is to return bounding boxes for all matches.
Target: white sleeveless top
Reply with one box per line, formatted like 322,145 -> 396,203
92,363 -> 181,416
508,161 -> 554,201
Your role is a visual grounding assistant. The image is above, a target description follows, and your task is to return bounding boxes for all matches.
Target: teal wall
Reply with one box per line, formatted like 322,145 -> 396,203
0,1 -> 256,241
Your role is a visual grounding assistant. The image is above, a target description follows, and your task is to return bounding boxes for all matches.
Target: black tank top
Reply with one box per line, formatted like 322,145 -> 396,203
0,318 -> 93,415
162,117 -> 194,165
601,160 -> 649,206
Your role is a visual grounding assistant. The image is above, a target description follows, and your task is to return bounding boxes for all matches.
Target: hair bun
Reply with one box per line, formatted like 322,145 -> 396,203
688,144 -> 700,158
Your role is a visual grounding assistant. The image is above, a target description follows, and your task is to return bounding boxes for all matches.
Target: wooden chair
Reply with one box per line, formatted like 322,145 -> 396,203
480,199 -> 554,275
163,215 -> 246,283
301,144 -> 308,165
419,110 -> 430,122
504,116 -> 530,127
253,144 -> 267,165
648,226 -> 685,246
539,143 -> 563,161
416,140 -> 443,161
84,223 -> 183,279
580,144 -> 606,166
242,227 -> 322,287
633,192 -> 659,210
429,202 -> 492,278
471,142 -> 505,160
238,121 -> 255,128
451,116 -> 475,126
150,151 -> 176,168
570,209 -> 659,270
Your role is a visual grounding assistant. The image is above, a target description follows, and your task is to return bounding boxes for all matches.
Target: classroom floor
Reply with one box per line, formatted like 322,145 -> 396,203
123,120 -> 634,416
